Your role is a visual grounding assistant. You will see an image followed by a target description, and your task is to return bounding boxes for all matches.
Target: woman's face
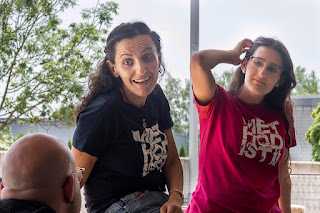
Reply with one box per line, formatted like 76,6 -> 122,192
240,46 -> 283,103
108,35 -> 160,106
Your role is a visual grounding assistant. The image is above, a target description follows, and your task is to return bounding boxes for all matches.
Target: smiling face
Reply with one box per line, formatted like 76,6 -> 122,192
239,46 -> 283,104
107,34 -> 160,107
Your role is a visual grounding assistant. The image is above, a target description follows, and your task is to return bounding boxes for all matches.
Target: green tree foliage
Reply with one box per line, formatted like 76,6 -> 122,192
68,138 -> 72,149
0,0 -> 118,146
0,128 -> 25,150
293,66 -> 320,95
162,76 -> 190,135
215,69 -> 235,90
306,103 -> 320,161
179,144 -> 186,157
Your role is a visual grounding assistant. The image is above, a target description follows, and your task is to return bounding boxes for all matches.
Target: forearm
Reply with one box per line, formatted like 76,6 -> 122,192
164,157 -> 183,192
279,175 -> 292,213
164,157 -> 184,204
163,129 -> 183,203
278,149 -> 291,213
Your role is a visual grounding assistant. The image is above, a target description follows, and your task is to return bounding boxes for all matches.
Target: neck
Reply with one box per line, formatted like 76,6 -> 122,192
237,86 -> 264,104
121,87 -> 146,108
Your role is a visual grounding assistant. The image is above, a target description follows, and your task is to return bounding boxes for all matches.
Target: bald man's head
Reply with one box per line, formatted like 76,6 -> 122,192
2,133 -> 74,190
1,133 -> 81,213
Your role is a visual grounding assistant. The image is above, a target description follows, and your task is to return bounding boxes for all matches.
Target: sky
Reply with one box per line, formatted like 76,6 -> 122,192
60,0 -> 320,81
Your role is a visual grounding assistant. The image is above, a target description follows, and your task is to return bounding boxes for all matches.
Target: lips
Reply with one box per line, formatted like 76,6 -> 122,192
253,78 -> 265,85
133,76 -> 150,84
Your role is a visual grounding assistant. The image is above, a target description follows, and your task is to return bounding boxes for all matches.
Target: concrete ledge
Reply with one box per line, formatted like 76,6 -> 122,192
292,95 -> 320,106
291,161 -> 320,174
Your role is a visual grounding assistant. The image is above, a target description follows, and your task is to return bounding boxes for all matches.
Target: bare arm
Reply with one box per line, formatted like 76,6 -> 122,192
190,39 -> 252,105
71,146 -> 98,188
278,149 -> 291,213
160,128 -> 183,213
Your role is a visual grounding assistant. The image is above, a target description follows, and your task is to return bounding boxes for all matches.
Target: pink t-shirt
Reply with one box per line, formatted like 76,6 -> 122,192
186,85 -> 296,213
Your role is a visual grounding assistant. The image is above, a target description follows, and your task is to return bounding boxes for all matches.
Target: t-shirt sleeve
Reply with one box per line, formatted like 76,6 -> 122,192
72,105 -> 109,157
194,85 -> 228,119
154,84 -> 174,130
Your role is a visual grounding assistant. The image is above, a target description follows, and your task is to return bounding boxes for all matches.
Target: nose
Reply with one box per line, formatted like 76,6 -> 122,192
135,60 -> 147,75
258,65 -> 268,77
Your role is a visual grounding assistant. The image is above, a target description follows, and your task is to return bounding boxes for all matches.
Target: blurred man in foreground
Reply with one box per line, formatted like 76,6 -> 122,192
0,133 -> 82,213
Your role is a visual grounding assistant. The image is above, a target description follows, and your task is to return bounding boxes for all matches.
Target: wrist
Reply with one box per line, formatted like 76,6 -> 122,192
169,189 -> 184,201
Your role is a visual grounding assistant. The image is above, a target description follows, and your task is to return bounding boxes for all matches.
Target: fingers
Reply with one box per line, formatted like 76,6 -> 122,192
238,38 -> 253,61
241,38 -> 253,53
160,205 -> 167,213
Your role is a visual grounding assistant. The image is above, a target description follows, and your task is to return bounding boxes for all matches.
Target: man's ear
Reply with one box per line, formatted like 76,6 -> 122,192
1,181 -> 4,191
63,175 -> 74,204
106,60 -> 119,78
241,58 -> 248,74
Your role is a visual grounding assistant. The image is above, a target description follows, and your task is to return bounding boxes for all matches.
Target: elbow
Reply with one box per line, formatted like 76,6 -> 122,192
190,51 -> 211,73
191,51 -> 204,67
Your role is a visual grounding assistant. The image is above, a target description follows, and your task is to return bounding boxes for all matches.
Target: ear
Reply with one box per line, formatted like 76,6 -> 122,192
276,77 -> 285,87
241,58 -> 248,74
1,181 -> 4,191
106,60 -> 119,78
158,53 -> 162,67
63,175 -> 74,204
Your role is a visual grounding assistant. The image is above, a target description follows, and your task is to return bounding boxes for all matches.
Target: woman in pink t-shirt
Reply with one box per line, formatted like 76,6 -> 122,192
186,37 -> 296,213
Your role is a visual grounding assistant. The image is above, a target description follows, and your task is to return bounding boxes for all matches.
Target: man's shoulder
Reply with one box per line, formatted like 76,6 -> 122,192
0,198 -> 56,213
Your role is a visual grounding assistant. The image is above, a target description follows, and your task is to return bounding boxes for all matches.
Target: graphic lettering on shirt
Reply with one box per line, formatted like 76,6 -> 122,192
238,118 -> 283,166
132,123 -> 168,176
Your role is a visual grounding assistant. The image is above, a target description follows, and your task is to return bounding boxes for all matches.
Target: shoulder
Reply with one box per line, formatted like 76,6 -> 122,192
195,85 -> 238,119
150,84 -> 166,99
0,199 -> 55,213
77,89 -> 121,122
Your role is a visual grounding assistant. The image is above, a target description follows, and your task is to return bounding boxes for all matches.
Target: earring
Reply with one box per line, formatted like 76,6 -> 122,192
275,83 -> 279,87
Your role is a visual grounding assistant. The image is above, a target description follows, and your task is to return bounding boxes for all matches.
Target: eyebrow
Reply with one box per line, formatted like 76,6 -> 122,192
253,56 -> 282,68
119,46 -> 154,58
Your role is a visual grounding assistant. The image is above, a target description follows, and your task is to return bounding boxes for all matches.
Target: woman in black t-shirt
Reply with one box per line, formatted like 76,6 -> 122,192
72,22 -> 183,213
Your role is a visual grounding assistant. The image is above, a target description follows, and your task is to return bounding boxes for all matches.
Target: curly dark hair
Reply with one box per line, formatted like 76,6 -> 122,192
76,21 -> 166,115
229,36 -> 296,149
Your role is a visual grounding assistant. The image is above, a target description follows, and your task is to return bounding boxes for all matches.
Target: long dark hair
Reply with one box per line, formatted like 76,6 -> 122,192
229,36 -> 296,150
76,21 -> 165,115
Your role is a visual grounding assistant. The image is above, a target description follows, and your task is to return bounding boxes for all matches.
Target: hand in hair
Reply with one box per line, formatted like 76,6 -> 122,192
190,38 -> 252,105
230,38 -> 253,65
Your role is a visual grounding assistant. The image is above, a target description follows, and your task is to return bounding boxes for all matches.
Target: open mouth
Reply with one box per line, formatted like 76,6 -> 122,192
133,76 -> 150,84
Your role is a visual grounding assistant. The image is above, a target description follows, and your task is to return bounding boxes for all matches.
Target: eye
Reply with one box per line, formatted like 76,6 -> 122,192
142,54 -> 154,62
267,66 -> 277,73
123,59 -> 133,66
254,60 -> 263,67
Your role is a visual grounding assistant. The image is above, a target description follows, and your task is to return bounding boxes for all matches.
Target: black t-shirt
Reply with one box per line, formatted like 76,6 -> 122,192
0,198 -> 56,213
73,85 -> 173,211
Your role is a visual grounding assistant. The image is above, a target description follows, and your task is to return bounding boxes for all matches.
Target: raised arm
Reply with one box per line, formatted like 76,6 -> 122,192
190,38 -> 252,105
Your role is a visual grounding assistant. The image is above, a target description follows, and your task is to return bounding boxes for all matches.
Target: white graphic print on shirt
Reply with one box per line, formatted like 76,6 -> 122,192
132,123 -> 168,176
238,117 -> 283,166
